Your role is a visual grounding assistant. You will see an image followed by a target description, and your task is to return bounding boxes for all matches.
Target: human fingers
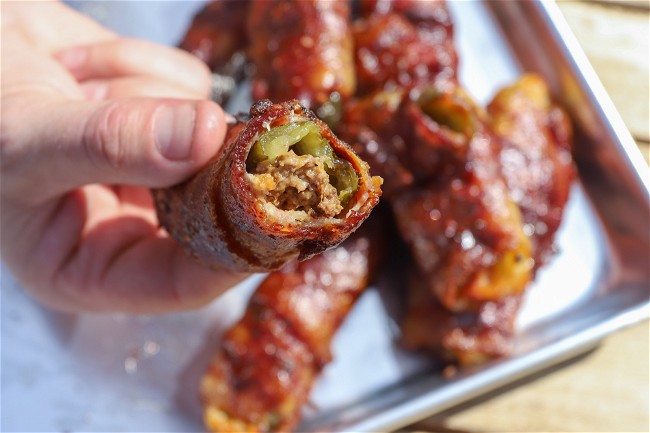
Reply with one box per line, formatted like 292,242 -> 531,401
56,38 -> 212,98
80,76 -> 210,100
56,234 -> 249,314
2,96 -> 228,206
9,188 -> 248,314
3,1 -> 115,54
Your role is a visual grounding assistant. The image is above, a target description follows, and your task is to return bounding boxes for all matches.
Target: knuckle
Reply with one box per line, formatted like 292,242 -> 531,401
83,101 -> 128,170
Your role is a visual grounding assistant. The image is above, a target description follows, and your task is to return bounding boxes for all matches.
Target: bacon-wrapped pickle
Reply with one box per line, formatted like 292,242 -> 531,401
339,85 -> 532,310
488,74 -> 575,266
402,270 -> 522,365
400,77 -> 574,363
179,0 -> 250,72
352,0 -> 457,95
201,225 -> 381,432
154,100 -> 382,272
340,87 -> 486,197
247,0 -> 356,113
388,87 -> 533,311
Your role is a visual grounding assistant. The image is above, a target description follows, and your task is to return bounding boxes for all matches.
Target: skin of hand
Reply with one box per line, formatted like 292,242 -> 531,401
1,1 -> 248,314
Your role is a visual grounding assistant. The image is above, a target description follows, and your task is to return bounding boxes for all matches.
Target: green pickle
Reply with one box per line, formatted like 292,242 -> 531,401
327,158 -> 358,207
247,121 -> 359,208
418,90 -> 478,138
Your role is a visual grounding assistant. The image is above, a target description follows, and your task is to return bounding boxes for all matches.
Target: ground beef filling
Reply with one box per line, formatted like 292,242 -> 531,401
249,151 -> 343,217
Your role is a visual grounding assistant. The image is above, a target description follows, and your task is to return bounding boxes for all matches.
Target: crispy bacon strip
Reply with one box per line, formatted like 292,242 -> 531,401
247,0 -> 356,112
153,100 -> 382,272
200,224 -> 382,432
402,269 -> 522,365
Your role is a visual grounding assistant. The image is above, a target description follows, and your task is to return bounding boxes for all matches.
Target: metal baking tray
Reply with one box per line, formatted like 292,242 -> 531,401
2,1 -> 648,431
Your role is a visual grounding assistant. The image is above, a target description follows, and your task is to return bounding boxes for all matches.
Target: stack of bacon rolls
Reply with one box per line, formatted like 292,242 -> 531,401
178,0 -> 575,431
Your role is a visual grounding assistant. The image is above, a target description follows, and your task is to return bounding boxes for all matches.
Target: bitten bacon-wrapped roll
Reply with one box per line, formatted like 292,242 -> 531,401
488,74 -> 575,267
200,225 -> 382,432
153,100 -> 382,272
247,0 -> 356,111
352,0 -> 457,95
178,0 -> 250,72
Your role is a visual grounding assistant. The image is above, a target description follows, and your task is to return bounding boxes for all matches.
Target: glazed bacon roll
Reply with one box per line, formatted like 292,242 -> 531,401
488,74 -> 575,267
154,100 -> 382,272
247,0 -> 356,112
386,87 -> 534,311
341,85 -> 533,311
200,224 -> 382,432
400,77 -> 575,362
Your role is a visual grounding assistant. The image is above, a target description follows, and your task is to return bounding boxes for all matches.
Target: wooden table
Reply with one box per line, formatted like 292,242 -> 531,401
409,1 -> 650,431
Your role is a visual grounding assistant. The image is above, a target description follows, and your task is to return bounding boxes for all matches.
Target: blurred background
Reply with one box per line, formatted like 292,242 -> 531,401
415,1 -> 649,431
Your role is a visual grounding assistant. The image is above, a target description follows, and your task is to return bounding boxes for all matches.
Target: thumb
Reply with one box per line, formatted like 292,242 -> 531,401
3,97 -> 227,204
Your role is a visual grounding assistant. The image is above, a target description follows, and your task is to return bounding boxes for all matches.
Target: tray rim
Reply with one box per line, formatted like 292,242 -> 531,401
342,301 -> 649,432
537,0 -> 649,192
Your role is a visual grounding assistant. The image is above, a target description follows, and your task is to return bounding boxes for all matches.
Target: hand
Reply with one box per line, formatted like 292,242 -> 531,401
1,1 -> 247,313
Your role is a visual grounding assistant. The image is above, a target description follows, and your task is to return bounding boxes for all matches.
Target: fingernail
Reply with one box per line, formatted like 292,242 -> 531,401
56,46 -> 88,71
155,104 -> 197,161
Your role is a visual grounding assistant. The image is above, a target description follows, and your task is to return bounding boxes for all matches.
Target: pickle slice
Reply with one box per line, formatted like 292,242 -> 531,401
326,158 -> 358,207
247,121 -> 359,208
247,122 -> 318,170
